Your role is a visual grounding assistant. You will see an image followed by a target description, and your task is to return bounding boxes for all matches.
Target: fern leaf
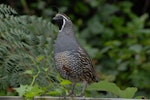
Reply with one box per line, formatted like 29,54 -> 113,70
0,4 -> 17,15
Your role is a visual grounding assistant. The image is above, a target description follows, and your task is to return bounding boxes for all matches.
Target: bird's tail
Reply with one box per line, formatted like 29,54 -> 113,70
93,77 -> 99,82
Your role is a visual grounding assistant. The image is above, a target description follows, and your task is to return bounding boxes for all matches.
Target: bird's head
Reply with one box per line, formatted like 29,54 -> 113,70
52,13 -> 71,32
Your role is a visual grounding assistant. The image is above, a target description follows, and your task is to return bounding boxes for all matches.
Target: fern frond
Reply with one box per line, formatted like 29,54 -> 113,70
0,4 -> 57,91
0,4 -> 17,15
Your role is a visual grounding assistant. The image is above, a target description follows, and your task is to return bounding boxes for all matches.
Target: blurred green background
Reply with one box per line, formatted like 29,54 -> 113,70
0,0 -> 150,98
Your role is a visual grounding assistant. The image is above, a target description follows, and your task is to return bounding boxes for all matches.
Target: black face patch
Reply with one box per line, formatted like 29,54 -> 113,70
52,16 -> 64,30
56,19 -> 63,30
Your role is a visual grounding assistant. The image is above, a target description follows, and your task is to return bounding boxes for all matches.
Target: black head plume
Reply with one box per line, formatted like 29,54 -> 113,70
52,6 -> 59,13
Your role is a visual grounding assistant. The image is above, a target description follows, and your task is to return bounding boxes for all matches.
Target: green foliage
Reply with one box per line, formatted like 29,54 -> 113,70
87,81 -> 137,98
0,4 -> 17,15
14,78 -> 72,98
74,1 -> 150,98
0,4 -> 57,94
15,84 -> 46,98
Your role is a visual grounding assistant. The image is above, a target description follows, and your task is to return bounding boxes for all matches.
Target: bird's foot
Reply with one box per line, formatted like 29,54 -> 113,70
77,92 -> 84,97
67,91 -> 75,97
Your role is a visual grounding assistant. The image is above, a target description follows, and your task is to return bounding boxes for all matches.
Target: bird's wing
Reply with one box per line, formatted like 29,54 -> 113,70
77,47 -> 98,82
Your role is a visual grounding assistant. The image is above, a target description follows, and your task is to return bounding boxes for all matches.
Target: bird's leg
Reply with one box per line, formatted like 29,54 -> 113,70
79,80 -> 87,97
68,82 -> 76,96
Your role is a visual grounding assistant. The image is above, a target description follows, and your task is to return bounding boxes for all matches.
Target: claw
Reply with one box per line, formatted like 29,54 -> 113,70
68,91 -> 75,97
67,82 -> 76,97
78,92 -> 85,97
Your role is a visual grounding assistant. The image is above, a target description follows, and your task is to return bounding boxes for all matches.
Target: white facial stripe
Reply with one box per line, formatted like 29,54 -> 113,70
57,14 -> 69,21
59,18 -> 66,32
56,14 -> 69,32
62,15 -> 69,21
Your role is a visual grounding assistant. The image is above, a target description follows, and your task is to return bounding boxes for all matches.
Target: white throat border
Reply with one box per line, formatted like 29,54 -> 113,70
58,14 -> 69,32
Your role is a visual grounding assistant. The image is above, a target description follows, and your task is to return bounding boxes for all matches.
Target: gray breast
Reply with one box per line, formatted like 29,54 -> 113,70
54,31 -> 79,53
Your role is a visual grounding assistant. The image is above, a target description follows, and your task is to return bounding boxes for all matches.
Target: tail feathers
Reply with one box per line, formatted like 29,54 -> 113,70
93,77 -> 99,82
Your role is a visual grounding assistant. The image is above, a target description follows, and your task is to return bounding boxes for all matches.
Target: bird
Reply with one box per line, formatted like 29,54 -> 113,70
52,13 -> 99,96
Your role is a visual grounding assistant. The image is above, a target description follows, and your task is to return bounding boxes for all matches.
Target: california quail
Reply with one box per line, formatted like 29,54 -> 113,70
52,13 -> 99,96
